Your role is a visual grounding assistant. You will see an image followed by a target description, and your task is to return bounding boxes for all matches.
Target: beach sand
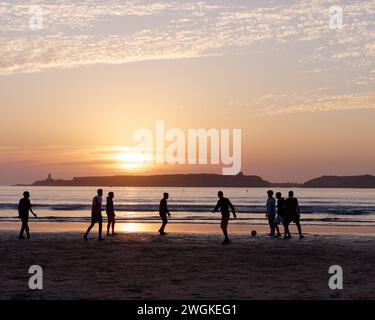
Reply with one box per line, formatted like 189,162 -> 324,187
0,226 -> 374,300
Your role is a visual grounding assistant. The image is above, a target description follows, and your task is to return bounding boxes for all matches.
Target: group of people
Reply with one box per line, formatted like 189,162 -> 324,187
83,189 -> 116,241
82,189 -> 237,244
266,190 -> 304,239
17,189 -> 117,241
17,189 -> 303,243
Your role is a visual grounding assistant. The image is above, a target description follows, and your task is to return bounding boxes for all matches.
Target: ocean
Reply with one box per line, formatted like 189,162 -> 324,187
1,186 -> 375,227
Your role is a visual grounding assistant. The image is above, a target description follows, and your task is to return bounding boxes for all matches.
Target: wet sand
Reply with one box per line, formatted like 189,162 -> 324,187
1,221 -> 375,235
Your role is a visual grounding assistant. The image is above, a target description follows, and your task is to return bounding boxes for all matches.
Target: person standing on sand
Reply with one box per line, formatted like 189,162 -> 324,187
266,190 -> 281,237
213,191 -> 237,244
18,191 -> 37,239
275,192 -> 291,239
285,191 -> 304,239
159,192 -> 171,235
84,189 -> 105,241
106,192 -> 117,236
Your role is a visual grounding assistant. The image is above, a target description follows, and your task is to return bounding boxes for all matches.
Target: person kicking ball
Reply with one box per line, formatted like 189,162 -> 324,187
213,191 -> 237,244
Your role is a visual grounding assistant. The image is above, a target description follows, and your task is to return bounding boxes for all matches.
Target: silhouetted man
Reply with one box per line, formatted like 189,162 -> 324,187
84,189 -> 104,241
275,192 -> 291,239
18,191 -> 37,239
213,191 -> 236,244
106,192 -> 116,236
266,190 -> 281,237
285,191 -> 304,239
159,192 -> 171,235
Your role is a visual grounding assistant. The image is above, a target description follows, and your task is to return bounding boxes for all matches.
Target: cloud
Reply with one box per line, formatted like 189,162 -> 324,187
0,145 -> 111,164
0,0 -> 374,78
259,91 -> 375,115
0,145 -> 148,165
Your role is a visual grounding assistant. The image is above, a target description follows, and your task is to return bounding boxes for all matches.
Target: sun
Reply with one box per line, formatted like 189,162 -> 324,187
114,150 -> 151,170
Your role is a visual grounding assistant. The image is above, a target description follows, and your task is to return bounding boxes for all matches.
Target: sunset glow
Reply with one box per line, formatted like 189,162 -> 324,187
119,223 -> 144,233
0,0 -> 374,185
113,151 -> 150,171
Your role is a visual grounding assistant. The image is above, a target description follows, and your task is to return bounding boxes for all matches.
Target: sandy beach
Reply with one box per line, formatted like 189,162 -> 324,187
0,227 -> 374,300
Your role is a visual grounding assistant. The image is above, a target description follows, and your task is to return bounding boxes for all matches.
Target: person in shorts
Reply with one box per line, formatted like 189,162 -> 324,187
106,192 -> 117,236
213,191 -> 237,244
84,189 -> 105,241
285,191 -> 304,239
275,192 -> 291,239
266,190 -> 281,237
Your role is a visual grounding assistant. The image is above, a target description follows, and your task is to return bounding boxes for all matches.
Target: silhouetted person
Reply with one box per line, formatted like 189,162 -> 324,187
266,190 -> 281,237
275,192 -> 291,239
285,191 -> 304,239
106,192 -> 116,236
159,192 -> 171,235
213,191 -> 236,244
18,191 -> 37,239
84,189 -> 104,241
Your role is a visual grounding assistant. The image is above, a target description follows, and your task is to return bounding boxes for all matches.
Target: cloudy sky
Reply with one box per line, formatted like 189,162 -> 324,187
0,0 -> 374,184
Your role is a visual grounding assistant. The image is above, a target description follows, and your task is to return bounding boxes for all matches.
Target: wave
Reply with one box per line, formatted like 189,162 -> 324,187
1,202 -> 375,215
1,216 -> 374,227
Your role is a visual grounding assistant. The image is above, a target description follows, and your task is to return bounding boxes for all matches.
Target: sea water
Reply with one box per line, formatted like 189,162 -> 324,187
0,186 -> 375,227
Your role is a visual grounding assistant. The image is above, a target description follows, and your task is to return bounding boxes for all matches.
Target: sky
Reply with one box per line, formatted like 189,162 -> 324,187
0,0 -> 374,185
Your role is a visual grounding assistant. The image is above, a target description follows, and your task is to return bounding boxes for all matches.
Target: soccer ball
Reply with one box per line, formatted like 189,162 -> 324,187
251,230 -> 257,237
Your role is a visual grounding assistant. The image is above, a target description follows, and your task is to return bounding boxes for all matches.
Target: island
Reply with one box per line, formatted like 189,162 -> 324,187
17,173 -> 375,188
303,174 -> 375,188
27,172 -> 270,187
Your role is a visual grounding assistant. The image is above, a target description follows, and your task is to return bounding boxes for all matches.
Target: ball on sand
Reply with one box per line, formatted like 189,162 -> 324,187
251,230 -> 257,237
